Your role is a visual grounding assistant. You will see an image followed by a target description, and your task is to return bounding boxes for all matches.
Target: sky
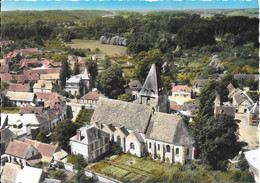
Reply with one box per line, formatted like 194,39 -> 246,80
1,0 -> 259,11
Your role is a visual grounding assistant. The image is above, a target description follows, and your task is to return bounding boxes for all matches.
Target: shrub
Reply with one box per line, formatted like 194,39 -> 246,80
49,170 -> 67,181
57,161 -> 64,169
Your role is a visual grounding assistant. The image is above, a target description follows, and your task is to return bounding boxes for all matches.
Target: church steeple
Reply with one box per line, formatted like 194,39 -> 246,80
137,64 -> 169,113
139,64 -> 167,98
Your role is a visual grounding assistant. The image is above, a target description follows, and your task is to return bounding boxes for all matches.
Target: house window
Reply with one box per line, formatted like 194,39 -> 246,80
117,136 -> 121,144
158,144 -> 160,151
176,148 -> 179,155
166,145 -> 170,152
32,151 -> 34,156
105,145 -> 108,151
244,109 -> 247,113
105,137 -> 108,144
95,141 -> 98,149
100,147 -> 103,154
90,144 -> 94,152
130,142 -> 135,150
149,142 -> 151,149
100,139 -> 103,146
187,148 -> 189,156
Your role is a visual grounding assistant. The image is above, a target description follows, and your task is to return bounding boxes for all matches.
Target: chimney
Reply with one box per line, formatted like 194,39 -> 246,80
76,129 -> 81,141
23,124 -> 31,136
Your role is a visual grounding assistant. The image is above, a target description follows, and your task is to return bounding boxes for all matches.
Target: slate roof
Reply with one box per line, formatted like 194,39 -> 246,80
6,91 -> 35,102
0,128 -> 16,143
70,126 -> 109,144
139,64 -> 167,98
248,103 -> 259,114
91,98 -> 152,133
7,83 -> 31,92
81,91 -> 105,100
126,80 -> 142,89
214,105 -> 235,117
115,126 -> 130,137
146,113 -> 195,145
171,85 -> 192,93
5,140 -> 32,158
181,104 -> 198,115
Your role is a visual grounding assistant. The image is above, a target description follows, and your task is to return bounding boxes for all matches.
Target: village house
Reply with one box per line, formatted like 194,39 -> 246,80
80,91 -> 105,105
4,140 -> 40,167
246,103 -> 259,126
1,163 -> 46,183
230,89 -> 254,114
5,91 -> 35,106
23,139 -> 60,163
39,73 -> 59,84
70,125 -> 109,162
33,80 -> 59,93
168,84 -> 193,104
0,128 -> 17,155
65,68 -> 92,96
19,58 -> 42,69
124,80 -> 142,100
192,78 -> 208,94
13,48 -> 41,56
214,105 -> 235,118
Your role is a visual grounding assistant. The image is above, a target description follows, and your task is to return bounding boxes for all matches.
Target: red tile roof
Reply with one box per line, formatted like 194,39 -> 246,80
127,80 -> 142,89
81,91 -> 105,100
170,104 -> 183,111
14,74 -> 39,83
24,139 -> 58,158
23,68 -> 60,75
5,140 -> 31,158
7,83 -> 31,92
19,105 -> 44,114
1,63 -> 9,73
171,85 -> 192,92
0,73 -> 13,82
20,59 -> 40,68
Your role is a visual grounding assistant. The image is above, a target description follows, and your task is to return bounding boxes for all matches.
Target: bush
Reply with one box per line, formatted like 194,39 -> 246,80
57,161 -> 64,169
67,154 -> 87,171
49,170 -> 67,181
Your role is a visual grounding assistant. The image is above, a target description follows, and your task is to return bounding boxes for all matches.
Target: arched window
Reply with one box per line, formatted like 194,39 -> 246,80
117,136 -> 121,144
176,148 -> 179,155
130,142 -> 135,150
166,145 -> 170,152
186,148 -> 189,156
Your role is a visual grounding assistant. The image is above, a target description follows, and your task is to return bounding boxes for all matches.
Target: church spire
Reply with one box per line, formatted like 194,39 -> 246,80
138,64 -> 166,98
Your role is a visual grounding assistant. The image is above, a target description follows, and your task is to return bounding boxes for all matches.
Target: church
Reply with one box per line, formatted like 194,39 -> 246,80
89,64 -> 195,163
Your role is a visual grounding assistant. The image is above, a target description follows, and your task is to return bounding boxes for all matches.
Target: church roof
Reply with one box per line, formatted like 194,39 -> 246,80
138,64 -> 166,98
146,113 -> 195,145
91,98 -> 152,133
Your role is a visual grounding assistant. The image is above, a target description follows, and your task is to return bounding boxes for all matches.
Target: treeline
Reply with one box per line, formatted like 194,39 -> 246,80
1,11 -> 258,54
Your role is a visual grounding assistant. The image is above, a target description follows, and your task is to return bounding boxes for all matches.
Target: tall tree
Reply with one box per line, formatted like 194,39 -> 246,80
73,60 -> 80,75
95,66 -> 124,99
199,115 -> 240,170
50,119 -> 78,152
59,59 -> 71,89
85,59 -> 98,86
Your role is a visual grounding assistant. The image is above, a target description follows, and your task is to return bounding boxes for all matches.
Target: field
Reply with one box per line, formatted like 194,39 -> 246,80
67,39 -> 128,56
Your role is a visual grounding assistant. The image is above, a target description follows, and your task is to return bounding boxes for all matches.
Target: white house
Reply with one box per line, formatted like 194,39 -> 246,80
245,148 -> 260,183
65,68 -> 92,96
70,125 -> 109,162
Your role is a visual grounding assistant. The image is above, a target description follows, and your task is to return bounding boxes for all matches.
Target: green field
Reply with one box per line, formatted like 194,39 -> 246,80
67,39 -> 127,56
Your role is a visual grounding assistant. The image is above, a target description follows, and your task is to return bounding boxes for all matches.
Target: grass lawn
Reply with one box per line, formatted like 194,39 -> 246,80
67,39 -> 127,56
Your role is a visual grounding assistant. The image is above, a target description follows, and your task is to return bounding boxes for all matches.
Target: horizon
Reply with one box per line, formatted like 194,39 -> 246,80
2,0 -> 259,11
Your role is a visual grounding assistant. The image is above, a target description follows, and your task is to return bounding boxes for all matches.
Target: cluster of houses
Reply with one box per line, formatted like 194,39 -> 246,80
0,44 -> 259,182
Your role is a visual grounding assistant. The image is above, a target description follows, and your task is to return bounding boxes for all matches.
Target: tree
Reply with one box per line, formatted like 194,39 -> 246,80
118,94 -> 132,102
95,66 -> 124,99
74,109 -> 94,127
100,55 -> 111,70
1,95 -> 12,107
109,140 -> 123,155
1,81 -> 9,90
59,59 -> 71,89
73,60 -> 80,75
50,119 -> 78,152
216,81 -> 229,103
199,115 -> 240,170
49,170 -> 67,181
67,154 -> 87,171
85,59 -> 98,86
134,49 -> 164,82
36,131 -> 50,143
